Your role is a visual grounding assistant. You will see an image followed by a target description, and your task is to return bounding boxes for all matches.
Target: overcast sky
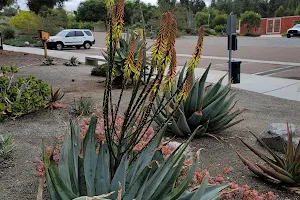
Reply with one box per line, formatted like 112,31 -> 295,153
17,0 -> 211,11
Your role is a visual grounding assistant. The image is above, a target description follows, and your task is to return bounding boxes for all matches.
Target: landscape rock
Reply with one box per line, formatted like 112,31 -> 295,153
259,123 -> 300,152
24,41 -> 30,46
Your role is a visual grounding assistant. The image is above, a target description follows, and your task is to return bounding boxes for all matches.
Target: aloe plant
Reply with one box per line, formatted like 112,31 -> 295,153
43,116 -> 227,200
153,65 -> 245,137
42,1 -> 228,199
234,125 -> 300,188
100,31 -> 151,85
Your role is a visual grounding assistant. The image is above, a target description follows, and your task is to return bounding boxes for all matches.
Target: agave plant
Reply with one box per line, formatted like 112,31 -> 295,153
43,56 -> 55,66
42,116 -> 227,200
153,65 -> 245,137
47,87 -> 65,109
64,56 -> 81,66
234,125 -> 300,190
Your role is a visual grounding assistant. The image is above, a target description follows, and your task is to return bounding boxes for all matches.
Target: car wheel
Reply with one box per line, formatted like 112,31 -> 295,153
75,45 -> 81,49
83,42 -> 91,49
287,34 -> 291,38
56,42 -> 63,50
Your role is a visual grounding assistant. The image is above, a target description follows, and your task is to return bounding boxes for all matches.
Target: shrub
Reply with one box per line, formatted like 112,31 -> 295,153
243,32 -> 261,37
4,36 -> 41,47
0,66 -> 51,120
214,25 -> 226,33
204,28 -> 217,36
176,30 -> 184,37
91,63 -> 107,77
0,134 -> 15,159
10,11 -> 40,35
2,26 -> 15,40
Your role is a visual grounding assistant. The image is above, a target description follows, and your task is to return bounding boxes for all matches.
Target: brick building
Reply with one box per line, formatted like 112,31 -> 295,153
240,16 -> 300,35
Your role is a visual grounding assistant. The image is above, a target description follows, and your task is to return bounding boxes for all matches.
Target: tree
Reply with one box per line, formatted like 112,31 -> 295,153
195,11 -> 209,26
158,0 -> 176,12
211,0 -> 217,8
189,0 -> 206,14
267,0 -> 284,17
295,6 -> 300,15
275,5 -> 286,17
215,0 -> 232,14
212,14 -> 227,27
2,7 -> 18,17
0,0 -> 15,10
76,0 -> 107,22
240,10 -> 261,33
27,0 -> 68,14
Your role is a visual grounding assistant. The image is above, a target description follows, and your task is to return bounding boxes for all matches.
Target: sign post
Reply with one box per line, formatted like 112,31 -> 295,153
38,30 -> 50,58
227,14 -> 237,83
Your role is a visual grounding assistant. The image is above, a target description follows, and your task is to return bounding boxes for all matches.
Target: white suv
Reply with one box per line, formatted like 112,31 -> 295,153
47,29 -> 95,50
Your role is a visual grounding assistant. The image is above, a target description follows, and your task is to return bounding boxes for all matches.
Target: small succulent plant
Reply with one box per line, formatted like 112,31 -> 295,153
43,56 -> 55,66
0,134 -> 16,158
64,56 -> 81,66
47,87 -> 65,109
72,97 -> 94,116
234,125 -> 300,193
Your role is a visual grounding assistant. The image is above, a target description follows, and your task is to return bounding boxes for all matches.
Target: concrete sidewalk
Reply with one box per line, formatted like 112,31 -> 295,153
4,45 -> 300,102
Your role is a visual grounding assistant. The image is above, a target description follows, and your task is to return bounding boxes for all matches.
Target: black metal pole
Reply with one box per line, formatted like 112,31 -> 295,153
0,33 -> 3,50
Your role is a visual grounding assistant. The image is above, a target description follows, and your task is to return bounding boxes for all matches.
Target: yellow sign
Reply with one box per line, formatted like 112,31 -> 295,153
38,30 -> 50,41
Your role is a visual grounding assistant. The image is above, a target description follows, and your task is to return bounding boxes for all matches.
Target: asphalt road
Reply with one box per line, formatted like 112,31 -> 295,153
66,32 -> 300,80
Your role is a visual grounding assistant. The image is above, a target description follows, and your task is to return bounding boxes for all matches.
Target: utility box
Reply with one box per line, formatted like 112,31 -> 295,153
38,30 -> 50,41
228,34 -> 237,51
230,60 -> 241,84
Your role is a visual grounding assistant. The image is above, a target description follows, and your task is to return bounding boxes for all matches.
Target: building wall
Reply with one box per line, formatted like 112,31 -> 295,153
240,16 -> 300,35
240,19 -> 266,35
281,16 -> 300,33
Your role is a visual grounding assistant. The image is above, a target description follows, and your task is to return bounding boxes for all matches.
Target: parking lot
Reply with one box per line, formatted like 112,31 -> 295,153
66,32 -> 300,80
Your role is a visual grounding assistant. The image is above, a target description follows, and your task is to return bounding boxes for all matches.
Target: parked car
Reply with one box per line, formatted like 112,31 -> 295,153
287,24 -> 300,38
47,29 -> 95,50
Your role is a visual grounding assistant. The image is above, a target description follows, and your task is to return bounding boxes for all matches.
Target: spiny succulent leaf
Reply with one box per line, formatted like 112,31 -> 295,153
196,64 -> 211,110
83,116 -> 98,196
177,109 -> 192,135
95,142 -> 111,195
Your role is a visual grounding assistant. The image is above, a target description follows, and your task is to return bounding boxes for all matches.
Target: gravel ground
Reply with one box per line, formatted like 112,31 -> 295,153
0,52 -> 300,199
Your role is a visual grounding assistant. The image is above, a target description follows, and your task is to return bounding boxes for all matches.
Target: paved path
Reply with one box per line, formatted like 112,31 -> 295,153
4,44 -> 300,102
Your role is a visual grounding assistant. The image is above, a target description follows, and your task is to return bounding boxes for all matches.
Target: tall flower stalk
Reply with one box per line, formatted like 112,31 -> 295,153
103,9 -> 191,175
